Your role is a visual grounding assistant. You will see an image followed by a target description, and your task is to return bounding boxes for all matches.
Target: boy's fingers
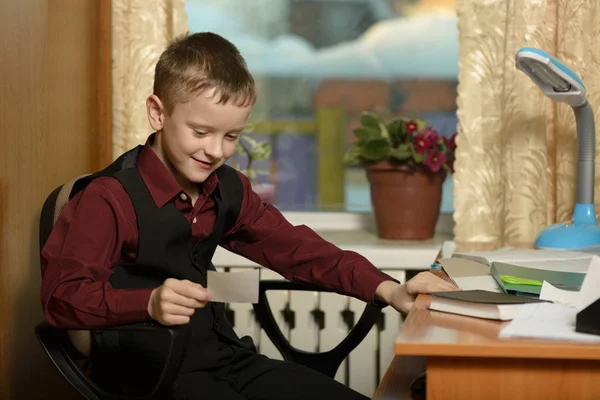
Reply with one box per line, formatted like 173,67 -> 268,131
163,315 -> 191,326
171,280 -> 211,302
162,303 -> 195,317
166,291 -> 206,308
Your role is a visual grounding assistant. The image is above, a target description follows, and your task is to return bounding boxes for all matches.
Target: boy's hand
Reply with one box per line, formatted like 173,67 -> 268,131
376,272 -> 459,314
148,278 -> 211,325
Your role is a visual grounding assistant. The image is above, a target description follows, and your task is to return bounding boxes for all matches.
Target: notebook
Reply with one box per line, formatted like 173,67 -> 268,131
428,290 -> 545,321
437,258 -> 502,293
452,248 -> 592,270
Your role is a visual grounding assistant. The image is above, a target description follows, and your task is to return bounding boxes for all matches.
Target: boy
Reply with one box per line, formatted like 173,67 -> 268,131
40,32 -> 456,399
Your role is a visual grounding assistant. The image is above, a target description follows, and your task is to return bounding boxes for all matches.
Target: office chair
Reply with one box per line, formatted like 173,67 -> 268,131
35,175 -> 382,399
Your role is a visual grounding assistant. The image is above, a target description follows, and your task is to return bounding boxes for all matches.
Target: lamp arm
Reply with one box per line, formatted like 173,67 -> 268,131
574,101 -> 595,205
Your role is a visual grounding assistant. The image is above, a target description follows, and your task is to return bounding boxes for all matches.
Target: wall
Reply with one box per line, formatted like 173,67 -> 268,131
0,1 -> 111,398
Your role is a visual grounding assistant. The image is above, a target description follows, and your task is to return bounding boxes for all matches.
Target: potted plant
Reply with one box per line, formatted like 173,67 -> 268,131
344,111 -> 457,240
232,133 -> 275,203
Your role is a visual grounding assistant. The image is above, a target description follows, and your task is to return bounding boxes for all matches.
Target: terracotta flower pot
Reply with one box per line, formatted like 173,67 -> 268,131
365,161 -> 444,240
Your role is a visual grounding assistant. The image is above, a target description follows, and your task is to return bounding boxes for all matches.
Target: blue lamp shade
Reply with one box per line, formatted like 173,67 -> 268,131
515,47 -> 600,251
535,204 -> 600,250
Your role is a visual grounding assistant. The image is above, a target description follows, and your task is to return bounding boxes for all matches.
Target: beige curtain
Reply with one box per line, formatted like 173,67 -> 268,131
112,0 -> 189,158
453,0 -> 600,251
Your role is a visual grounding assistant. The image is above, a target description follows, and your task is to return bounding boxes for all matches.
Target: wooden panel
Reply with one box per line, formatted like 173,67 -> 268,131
428,356 -> 600,400
0,0 -> 111,398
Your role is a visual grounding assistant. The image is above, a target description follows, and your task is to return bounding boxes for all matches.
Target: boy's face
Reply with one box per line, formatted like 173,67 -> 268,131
147,88 -> 252,188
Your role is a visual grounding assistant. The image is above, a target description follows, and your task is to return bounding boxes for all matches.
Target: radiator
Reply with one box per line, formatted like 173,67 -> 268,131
217,266 -> 407,398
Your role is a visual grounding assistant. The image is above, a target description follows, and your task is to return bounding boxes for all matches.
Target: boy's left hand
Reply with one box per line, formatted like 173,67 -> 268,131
376,272 -> 459,314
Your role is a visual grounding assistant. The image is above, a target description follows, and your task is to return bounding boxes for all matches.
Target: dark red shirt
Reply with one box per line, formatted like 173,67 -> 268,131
40,138 -> 395,329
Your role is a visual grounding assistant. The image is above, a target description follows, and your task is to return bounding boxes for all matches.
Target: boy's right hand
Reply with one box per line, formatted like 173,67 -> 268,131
147,278 -> 211,325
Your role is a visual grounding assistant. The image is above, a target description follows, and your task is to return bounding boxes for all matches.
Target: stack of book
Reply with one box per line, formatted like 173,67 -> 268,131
428,248 -> 591,321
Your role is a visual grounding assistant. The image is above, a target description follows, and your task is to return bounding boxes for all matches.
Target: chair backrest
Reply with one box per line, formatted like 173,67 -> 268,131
40,174 -> 94,357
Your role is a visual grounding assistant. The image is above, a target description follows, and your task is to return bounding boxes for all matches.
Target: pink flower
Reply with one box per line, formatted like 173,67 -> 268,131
405,121 -> 419,134
413,133 -> 432,154
421,127 -> 439,143
424,150 -> 447,173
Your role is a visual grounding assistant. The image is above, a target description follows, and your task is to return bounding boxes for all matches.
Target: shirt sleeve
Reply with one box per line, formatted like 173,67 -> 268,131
40,177 -> 154,329
220,172 -> 398,305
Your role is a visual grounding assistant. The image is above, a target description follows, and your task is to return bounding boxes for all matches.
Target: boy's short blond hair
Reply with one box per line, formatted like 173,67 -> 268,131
154,32 -> 256,114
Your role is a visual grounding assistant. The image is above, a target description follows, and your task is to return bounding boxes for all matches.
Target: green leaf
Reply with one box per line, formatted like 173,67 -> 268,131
387,119 -> 405,145
390,148 -> 411,161
353,127 -> 381,140
360,112 -> 382,129
378,121 -> 391,143
415,118 -> 428,131
360,139 -> 391,161
409,144 -> 425,163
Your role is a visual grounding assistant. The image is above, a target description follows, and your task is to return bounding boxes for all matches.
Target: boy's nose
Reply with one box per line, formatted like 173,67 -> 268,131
204,139 -> 223,160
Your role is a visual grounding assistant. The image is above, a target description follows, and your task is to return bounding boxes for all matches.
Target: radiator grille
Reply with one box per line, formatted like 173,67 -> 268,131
219,267 -> 407,398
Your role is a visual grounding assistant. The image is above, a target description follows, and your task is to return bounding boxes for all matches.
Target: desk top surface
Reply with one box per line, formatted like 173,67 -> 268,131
395,294 -> 600,360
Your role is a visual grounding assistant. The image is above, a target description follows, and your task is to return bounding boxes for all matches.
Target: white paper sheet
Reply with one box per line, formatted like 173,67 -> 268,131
500,256 -> 600,342
499,302 -> 600,343
539,281 -> 580,308
207,270 -> 259,303
536,256 -> 600,310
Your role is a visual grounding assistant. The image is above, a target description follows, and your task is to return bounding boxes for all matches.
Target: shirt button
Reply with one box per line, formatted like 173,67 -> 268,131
192,217 -> 197,224
180,193 -> 187,201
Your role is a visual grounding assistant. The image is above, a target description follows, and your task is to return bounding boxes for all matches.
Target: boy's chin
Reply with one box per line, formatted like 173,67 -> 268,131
185,171 -> 211,184
181,167 -> 216,184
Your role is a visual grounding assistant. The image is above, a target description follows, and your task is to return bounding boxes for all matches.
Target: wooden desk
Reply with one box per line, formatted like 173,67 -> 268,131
374,294 -> 600,400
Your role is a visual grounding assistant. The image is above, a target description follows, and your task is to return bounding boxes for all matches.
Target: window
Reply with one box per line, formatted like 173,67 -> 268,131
186,0 -> 458,214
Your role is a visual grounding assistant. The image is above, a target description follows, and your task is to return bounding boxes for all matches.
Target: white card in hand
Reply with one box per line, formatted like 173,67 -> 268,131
207,270 -> 259,304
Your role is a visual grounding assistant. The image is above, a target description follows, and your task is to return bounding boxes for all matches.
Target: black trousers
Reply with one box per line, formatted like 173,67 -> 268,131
93,325 -> 368,399
172,351 -> 369,400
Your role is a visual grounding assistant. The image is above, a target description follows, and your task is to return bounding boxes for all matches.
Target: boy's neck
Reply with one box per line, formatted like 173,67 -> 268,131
149,132 -> 200,204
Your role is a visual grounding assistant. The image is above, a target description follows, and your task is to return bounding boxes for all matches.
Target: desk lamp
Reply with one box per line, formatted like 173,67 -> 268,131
515,47 -> 600,250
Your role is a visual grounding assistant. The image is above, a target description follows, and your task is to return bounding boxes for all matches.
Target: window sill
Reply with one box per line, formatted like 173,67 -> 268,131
213,211 -> 454,270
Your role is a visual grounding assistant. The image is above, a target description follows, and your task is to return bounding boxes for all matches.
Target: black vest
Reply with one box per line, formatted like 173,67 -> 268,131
72,145 -> 258,393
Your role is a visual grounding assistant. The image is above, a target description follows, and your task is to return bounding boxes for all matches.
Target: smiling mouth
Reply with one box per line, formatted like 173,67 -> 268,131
193,158 -> 214,169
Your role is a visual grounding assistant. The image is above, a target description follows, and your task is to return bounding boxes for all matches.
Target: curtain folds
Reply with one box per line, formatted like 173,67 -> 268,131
454,0 -> 600,251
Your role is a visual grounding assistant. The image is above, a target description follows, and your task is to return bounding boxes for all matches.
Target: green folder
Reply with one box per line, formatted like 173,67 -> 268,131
490,262 -> 584,297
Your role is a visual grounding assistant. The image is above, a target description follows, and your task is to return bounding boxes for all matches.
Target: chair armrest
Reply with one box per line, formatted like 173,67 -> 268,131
252,280 -> 382,378
35,321 -> 191,400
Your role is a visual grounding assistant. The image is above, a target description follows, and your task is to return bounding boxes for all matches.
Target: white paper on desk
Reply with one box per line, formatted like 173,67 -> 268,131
207,270 -> 259,303
498,302 -> 600,342
539,281 -> 580,308
537,256 -> 600,310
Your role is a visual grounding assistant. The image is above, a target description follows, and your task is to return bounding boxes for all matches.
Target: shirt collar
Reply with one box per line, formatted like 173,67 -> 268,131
137,133 -> 221,208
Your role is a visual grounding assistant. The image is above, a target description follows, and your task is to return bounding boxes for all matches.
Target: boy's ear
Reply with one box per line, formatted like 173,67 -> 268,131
146,94 -> 165,131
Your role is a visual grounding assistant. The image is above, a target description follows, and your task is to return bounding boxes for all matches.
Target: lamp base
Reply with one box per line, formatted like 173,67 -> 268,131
535,204 -> 600,250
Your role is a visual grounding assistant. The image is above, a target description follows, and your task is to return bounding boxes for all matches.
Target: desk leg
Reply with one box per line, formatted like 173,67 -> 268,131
372,356 -> 426,400
427,357 -> 600,400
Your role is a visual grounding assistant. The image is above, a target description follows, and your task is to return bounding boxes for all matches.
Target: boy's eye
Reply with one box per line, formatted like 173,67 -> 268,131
225,134 -> 239,141
194,130 -> 207,136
